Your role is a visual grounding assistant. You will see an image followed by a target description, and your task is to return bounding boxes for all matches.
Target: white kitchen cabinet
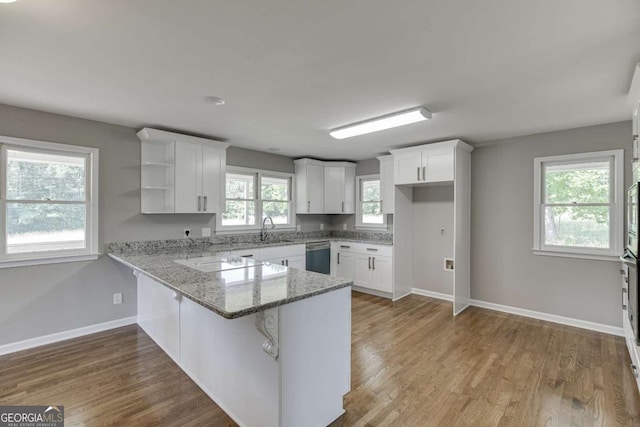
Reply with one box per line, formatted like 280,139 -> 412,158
324,163 -> 356,214
391,141 -> 455,185
332,242 -> 393,296
377,155 -> 394,214
136,272 -> 181,363
294,159 -> 325,214
138,128 -> 229,214
295,158 -> 356,214
335,250 -> 355,281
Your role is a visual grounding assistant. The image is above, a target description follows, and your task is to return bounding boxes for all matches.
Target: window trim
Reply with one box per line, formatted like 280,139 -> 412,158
217,166 -> 296,232
532,149 -> 623,261
356,174 -> 387,230
0,135 -> 100,268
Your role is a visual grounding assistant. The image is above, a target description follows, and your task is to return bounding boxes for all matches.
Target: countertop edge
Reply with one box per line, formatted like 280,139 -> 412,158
108,253 -> 353,319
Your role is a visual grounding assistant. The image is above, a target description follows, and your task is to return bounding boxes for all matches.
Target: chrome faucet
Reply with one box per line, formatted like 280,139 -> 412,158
261,216 -> 275,241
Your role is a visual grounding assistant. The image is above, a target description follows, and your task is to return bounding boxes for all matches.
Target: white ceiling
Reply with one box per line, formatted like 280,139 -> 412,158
1,0 -> 639,160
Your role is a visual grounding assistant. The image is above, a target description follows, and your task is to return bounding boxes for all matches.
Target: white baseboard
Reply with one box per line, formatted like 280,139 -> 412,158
411,288 -> 453,302
469,299 -> 624,337
352,286 -> 393,299
0,316 -> 138,357
410,288 -> 623,337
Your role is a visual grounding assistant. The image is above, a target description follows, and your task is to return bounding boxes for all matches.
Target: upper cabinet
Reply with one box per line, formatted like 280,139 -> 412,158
390,140 -> 472,185
138,128 -> 229,214
324,163 -> 356,214
629,64 -> 640,161
295,159 -> 325,214
295,159 -> 356,214
377,155 -> 394,215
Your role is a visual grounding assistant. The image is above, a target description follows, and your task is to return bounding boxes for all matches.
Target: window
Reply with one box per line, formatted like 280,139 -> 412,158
533,149 -> 623,260
356,175 -> 386,229
0,136 -> 99,267
219,167 -> 294,231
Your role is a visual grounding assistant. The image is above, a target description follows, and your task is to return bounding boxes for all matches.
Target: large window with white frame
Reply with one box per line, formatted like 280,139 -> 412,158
219,166 -> 294,231
0,136 -> 99,267
356,175 -> 386,229
533,149 -> 623,260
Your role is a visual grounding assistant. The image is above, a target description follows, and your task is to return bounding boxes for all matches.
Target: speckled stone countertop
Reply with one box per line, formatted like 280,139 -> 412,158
108,245 -> 353,319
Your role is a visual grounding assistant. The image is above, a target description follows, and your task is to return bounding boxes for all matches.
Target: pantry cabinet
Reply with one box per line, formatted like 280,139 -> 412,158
138,128 -> 229,214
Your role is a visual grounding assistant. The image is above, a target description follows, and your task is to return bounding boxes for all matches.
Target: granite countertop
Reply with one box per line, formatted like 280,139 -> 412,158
108,244 -> 353,319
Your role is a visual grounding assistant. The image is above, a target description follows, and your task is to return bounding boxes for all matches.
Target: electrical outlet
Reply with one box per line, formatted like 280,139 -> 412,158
184,228 -> 191,238
320,223 -> 324,231
444,258 -> 454,271
343,223 -> 347,231
113,293 -> 123,305
296,224 -> 301,232
202,227 -> 211,237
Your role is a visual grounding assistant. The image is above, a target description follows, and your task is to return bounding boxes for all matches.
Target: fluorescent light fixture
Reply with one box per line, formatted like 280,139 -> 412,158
0,0 -> 19,3
330,107 -> 431,139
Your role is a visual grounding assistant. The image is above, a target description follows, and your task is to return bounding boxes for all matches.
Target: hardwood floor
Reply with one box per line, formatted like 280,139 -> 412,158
1,291 -> 639,426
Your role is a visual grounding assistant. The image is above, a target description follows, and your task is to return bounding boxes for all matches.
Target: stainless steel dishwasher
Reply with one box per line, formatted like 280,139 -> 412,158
305,241 -> 331,274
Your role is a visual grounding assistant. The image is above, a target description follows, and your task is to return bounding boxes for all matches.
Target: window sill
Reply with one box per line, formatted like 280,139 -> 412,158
0,253 -> 101,269
355,226 -> 388,232
532,250 -> 621,263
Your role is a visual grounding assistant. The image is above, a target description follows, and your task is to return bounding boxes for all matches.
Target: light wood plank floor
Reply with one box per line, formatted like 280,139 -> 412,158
1,291 -> 639,426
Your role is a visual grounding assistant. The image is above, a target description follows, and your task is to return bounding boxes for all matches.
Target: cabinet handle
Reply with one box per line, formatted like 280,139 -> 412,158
623,288 -> 628,293
368,257 -> 371,269
340,245 -> 351,249
417,167 -> 420,181
307,200 -> 310,213
281,260 -> 284,265
197,196 -> 202,211
366,248 -> 378,252
203,196 -> 208,211
337,253 -> 340,264
342,201 -> 344,212
372,257 -> 375,270
286,259 -> 289,267
422,166 -> 426,181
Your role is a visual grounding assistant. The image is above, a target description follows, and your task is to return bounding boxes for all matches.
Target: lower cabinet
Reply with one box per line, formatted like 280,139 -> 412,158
136,272 -> 181,363
333,242 -> 393,295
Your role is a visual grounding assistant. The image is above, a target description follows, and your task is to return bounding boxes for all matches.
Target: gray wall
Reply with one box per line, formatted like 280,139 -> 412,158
412,185 -> 454,295
0,103 -> 317,346
471,121 -> 631,327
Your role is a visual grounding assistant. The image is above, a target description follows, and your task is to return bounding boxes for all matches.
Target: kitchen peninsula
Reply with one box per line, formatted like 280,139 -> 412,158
108,240 -> 352,427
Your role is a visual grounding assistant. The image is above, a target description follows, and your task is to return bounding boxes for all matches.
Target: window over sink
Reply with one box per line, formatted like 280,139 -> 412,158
218,166 -> 295,232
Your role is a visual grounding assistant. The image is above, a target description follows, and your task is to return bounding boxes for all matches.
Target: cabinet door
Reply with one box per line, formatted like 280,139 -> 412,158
394,151 -> 422,185
307,164 -> 325,213
353,254 -> 372,288
175,141 -> 203,213
370,256 -> 393,293
343,167 -> 356,214
379,159 -> 394,214
336,251 -> 354,281
422,148 -> 454,183
324,166 -> 344,213
201,146 -> 222,213
137,274 -> 181,363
